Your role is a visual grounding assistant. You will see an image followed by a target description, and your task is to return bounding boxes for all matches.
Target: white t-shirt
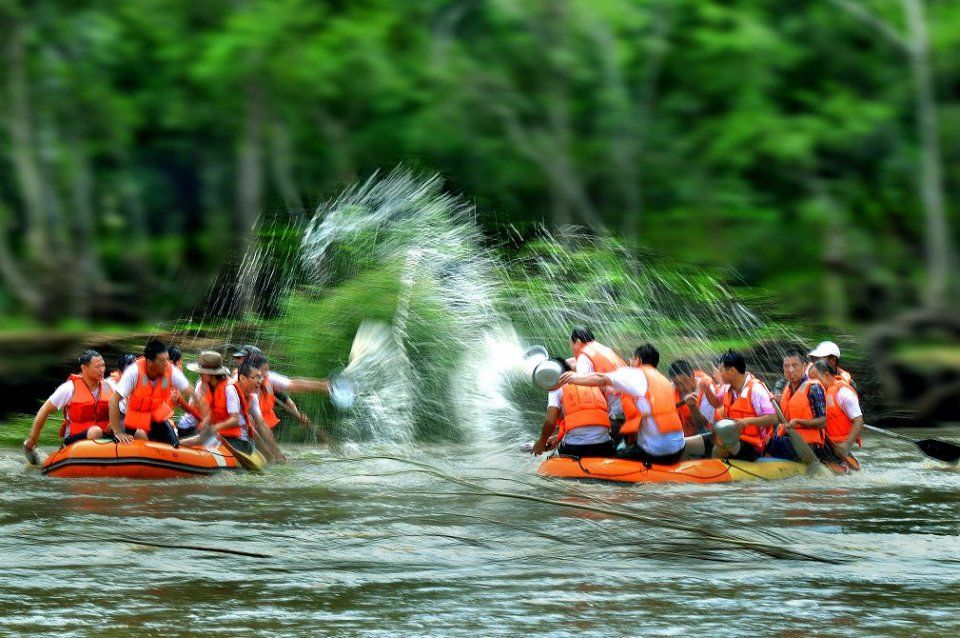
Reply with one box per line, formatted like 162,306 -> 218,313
266,371 -> 291,393
115,363 -> 191,398
606,367 -> 684,455
576,353 -> 623,418
47,379 -> 107,411
835,386 -> 862,420
547,388 -> 610,446
177,380 -> 206,430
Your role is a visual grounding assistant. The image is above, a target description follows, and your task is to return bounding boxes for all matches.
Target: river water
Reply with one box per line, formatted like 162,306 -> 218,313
1,427 -> 957,637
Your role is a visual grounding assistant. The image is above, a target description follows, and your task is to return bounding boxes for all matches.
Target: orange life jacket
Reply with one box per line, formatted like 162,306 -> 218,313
62,374 -> 113,437
825,382 -> 861,447
723,376 -> 772,451
620,365 -> 684,436
675,387 -> 694,435
259,377 -> 280,429
210,379 -> 251,439
778,379 -> 824,445
123,357 -> 175,430
559,386 -> 609,439
580,342 -> 626,373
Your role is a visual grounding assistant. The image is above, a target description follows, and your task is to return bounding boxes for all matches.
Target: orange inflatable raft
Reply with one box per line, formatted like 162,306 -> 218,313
41,439 -> 239,479
538,455 -> 819,484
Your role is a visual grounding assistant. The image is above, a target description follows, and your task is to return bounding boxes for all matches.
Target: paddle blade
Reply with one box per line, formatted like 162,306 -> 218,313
917,438 -> 960,464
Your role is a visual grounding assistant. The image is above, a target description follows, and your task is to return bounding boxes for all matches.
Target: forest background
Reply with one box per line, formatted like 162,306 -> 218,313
0,0 -> 958,422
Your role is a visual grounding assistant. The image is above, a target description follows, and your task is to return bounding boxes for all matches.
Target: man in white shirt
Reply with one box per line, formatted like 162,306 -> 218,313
23,350 -> 111,455
560,345 -> 686,463
109,340 -> 193,446
531,359 -> 616,457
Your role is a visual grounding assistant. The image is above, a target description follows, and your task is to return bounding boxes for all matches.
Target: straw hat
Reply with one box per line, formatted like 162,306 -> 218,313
186,351 -> 230,375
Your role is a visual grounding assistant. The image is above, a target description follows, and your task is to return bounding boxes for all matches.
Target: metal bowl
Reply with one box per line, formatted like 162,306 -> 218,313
532,359 -> 564,390
329,375 -> 357,410
713,418 -> 741,447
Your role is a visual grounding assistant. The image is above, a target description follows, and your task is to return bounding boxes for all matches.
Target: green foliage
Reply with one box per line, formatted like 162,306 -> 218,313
0,0 -> 957,330
0,414 -> 60,449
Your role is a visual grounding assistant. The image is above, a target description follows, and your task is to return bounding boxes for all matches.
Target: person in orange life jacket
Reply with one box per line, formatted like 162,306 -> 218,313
568,326 -> 628,439
177,351 -> 233,446
108,339 -> 193,446
23,350 -> 112,453
808,360 -> 864,456
808,341 -> 856,389
204,359 -> 264,454
560,344 -> 686,464
763,350 -> 828,461
531,358 -> 616,458
714,350 -> 778,462
247,352 -> 332,431
232,345 -> 305,426
667,359 -> 712,437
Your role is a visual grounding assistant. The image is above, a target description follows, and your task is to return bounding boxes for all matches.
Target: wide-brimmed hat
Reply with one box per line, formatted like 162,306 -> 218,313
187,351 -> 230,375
808,341 -> 841,358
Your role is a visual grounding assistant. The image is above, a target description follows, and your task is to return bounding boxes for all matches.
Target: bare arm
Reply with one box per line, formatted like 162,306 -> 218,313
24,400 -> 57,450
559,371 -> 611,388
109,393 -> 133,443
286,378 -> 330,394
533,407 -> 561,455
736,413 -> 779,429
787,416 -> 826,430
700,379 -> 721,408
839,416 -> 864,453
209,415 -> 239,433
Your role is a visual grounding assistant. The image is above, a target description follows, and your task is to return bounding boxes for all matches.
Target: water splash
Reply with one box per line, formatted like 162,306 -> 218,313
173,168 -> 814,446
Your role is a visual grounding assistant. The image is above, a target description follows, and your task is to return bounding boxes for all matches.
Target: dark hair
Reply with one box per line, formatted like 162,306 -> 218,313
718,349 -> 746,374
144,339 -> 168,361
117,353 -> 137,371
667,359 -> 693,378
237,360 -> 258,378
633,343 -> 660,368
782,349 -> 806,363
246,353 -> 268,369
78,349 -> 102,366
167,345 -> 183,364
812,359 -> 832,377
570,327 -> 594,343
548,357 -> 572,373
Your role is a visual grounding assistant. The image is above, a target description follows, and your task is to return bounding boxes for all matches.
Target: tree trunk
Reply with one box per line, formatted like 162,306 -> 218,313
66,140 -> 104,320
4,19 -> 49,266
268,118 -> 303,219
236,78 -> 265,243
903,0 -> 954,313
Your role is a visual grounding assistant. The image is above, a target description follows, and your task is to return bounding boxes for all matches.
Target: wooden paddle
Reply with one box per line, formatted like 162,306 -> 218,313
863,423 -> 960,464
217,435 -> 266,474
770,400 -> 824,471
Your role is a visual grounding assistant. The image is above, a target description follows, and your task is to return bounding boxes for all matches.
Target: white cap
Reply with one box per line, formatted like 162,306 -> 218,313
808,341 -> 841,358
